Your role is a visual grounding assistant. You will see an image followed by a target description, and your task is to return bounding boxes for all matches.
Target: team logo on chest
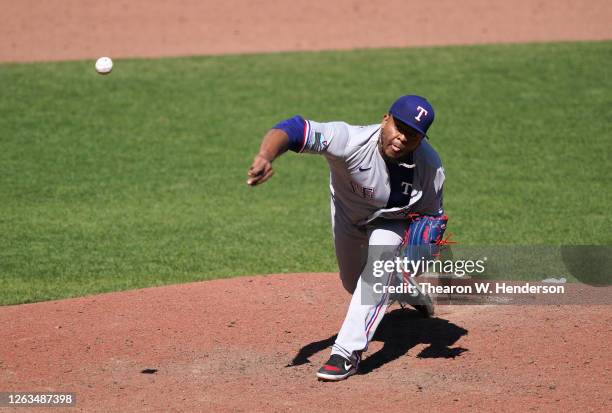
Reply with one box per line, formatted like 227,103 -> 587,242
350,181 -> 375,199
401,182 -> 412,195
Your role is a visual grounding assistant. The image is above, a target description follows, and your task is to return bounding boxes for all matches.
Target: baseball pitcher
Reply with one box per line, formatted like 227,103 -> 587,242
247,95 -> 447,381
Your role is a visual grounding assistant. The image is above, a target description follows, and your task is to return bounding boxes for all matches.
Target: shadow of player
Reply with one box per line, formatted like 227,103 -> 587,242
360,308 -> 468,374
288,335 -> 338,367
288,308 -> 468,375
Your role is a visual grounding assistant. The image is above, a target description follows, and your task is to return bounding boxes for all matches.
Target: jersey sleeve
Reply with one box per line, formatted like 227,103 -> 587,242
272,116 -> 350,158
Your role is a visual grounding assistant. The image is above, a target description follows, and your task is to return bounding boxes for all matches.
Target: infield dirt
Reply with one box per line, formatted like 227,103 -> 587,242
1,274 -> 610,412
0,1 -> 610,411
1,0 -> 611,62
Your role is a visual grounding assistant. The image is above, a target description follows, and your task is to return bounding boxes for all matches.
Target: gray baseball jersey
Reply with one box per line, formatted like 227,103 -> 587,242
298,120 -> 445,225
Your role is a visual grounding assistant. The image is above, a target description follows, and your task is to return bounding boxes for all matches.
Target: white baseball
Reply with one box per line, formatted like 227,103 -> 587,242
95,57 -> 113,75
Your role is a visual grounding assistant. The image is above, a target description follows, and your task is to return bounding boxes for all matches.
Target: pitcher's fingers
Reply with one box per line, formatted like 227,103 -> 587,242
256,169 -> 275,185
247,169 -> 267,186
248,164 -> 265,177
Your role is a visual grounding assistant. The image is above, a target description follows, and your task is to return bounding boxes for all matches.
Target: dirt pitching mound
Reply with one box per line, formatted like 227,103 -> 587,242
0,273 -> 609,411
1,0 -> 611,62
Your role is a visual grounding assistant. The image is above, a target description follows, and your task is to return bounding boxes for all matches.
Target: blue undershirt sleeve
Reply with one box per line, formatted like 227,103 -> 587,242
272,115 -> 307,152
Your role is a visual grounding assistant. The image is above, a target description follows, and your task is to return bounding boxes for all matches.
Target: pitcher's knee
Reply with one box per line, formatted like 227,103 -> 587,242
340,272 -> 358,294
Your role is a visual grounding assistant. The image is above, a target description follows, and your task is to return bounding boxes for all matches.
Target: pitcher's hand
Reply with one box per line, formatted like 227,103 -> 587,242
247,154 -> 274,186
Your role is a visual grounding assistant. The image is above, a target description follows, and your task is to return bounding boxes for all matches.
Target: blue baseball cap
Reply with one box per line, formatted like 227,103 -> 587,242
389,95 -> 435,137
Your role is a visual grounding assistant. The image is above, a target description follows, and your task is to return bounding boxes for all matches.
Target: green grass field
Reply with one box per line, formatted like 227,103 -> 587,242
1,41 -> 610,305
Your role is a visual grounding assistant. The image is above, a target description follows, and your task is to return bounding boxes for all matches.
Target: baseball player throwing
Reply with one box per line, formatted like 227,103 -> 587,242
247,95 -> 447,381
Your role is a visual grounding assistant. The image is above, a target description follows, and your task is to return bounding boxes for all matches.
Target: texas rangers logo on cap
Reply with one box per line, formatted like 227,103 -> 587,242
389,95 -> 435,137
415,106 -> 428,122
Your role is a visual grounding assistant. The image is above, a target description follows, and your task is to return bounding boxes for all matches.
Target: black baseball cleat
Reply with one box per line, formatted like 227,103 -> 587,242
401,276 -> 435,317
396,299 -> 434,317
316,354 -> 357,381
411,303 -> 434,318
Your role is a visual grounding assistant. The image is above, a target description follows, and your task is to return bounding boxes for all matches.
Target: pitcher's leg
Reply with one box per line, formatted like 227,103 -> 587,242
331,201 -> 368,293
330,220 -> 408,365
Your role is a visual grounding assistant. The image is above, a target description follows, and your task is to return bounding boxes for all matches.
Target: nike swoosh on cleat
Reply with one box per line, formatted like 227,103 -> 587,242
344,361 -> 353,371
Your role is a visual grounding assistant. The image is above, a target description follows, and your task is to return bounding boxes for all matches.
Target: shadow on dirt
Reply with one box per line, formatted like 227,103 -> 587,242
288,308 -> 468,374
288,335 -> 338,367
